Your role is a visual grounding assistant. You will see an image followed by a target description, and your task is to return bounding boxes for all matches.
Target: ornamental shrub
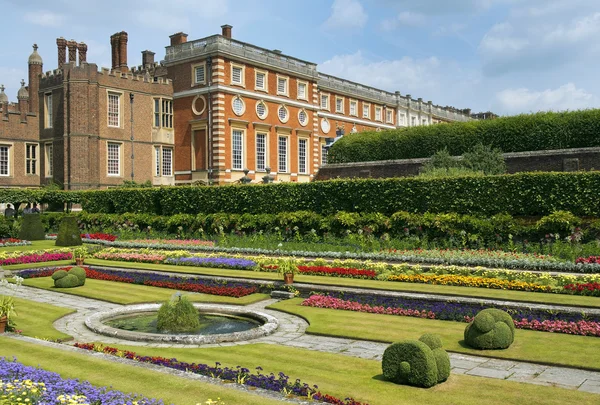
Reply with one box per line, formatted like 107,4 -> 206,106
536,211 -> 581,237
464,308 -> 515,350
328,109 -> 600,163
68,266 -> 86,285
51,270 -> 68,281
382,333 -> 450,388
52,267 -> 86,288
156,294 -> 200,332
18,214 -> 45,241
55,216 -> 82,246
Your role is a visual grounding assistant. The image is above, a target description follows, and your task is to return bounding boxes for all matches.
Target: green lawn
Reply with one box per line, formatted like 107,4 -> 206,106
0,337 -> 284,405
107,343 -> 600,405
9,297 -> 74,341
21,276 -> 270,305
269,299 -> 600,371
85,258 -> 600,308
0,239 -> 64,252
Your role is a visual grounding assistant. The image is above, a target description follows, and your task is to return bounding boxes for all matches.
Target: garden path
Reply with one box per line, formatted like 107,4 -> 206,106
1,283 -> 600,395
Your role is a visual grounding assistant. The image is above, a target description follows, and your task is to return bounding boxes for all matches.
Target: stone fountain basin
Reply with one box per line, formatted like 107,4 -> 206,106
86,303 -> 279,345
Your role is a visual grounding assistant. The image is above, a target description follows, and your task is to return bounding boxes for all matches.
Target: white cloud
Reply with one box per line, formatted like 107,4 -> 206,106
433,23 -> 467,37
323,0 -> 368,30
495,83 -> 597,113
23,10 -> 65,27
382,11 -> 426,31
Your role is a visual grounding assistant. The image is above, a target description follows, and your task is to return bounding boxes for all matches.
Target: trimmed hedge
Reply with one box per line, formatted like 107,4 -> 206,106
18,214 -> 45,240
0,189 -> 80,206
464,308 -> 515,350
328,109 -> 600,163
77,172 -> 600,217
53,267 -> 86,288
55,216 -> 82,246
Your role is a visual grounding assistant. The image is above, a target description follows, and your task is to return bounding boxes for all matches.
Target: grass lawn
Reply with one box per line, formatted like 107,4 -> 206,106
269,299 -> 600,371
9,297 -> 74,341
107,343 -> 600,405
85,258 -> 600,308
0,337 -> 284,405
20,276 -> 270,305
0,239 -> 65,252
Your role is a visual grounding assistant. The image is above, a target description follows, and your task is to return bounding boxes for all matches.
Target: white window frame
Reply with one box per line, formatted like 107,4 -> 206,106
411,116 -> 417,126
297,80 -> 308,101
335,96 -> 344,114
230,63 -> 245,87
277,75 -> 289,96
399,113 -> 406,126
386,109 -> 394,124
107,91 -> 121,127
231,128 -> 245,171
255,69 -> 267,92
321,144 -> 328,166
321,93 -> 330,111
162,147 -> 173,176
277,104 -> 289,124
349,99 -> 358,117
0,144 -> 10,177
155,146 -> 161,177
255,100 -> 268,120
298,109 -> 308,127
44,93 -> 53,129
422,118 -> 428,126
162,99 -> 173,128
255,132 -> 267,172
298,138 -> 308,174
192,62 -> 206,86
45,143 -> 53,178
232,95 -> 246,116
362,102 -> 371,119
107,142 -> 122,176
375,106 -> 382,122
25,143 -> 38,176
278,135 -> 288,173
153,98 -> 160,128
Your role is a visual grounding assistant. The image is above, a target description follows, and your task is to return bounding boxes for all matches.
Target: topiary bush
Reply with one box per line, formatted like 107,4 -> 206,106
382,333 -> 450,388
52,267 -> 86,288
464,308 -> 515,350
156,294 -> 200,332
55,216 -> 82,246
536,210 -> 581,238
18,214 -> 45,241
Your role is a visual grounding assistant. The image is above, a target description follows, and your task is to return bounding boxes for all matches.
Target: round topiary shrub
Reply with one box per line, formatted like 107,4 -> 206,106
382,340 -> 438,388
156,295 -> 200,332
68,266 -> 86,286
419,334 -> 450,383
55,216 -> 82,247
18,214 -> 45,241
55,273 -> 81,288
464,308 -> 515,350
51,270 -> 68,281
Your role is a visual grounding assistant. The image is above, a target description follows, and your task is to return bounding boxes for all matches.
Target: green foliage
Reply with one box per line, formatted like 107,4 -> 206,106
419,334 -> 450,383
18,214 -> 45,241
417,167 -> 484,179
77,172 -> 600,217
461,143 -> 506,175
277,258 -> 298,275
51,270 -> 68,281
55,216 -> 82,247
0,188 -> 79,206
0,217 -> 14,238
118,180 -> 153,188
156,295 -> 200,332
52,267 -> 86,288
421,148 -> 459,171
536,211 -> 581,237
382,340 -> 439,388
328,109 -> 600,163
464,308 -> 515,350
68,266 -> 86,285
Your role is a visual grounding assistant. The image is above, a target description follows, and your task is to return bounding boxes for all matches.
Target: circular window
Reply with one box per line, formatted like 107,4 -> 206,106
232,96 -> 245,116
321,118 -> 330,134
278,105 -> 289,123
298,109 -> 308,126
191,95 -> 206,116
256,101 -> 268,119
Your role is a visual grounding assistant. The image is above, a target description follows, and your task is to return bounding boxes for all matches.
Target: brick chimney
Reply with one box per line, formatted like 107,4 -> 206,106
17,79 -> 29,122
78,42 -> 87,64
110,33 -> 120,70
56,37 -> 67,68
142,50 -> 155,67
169,32 -> 188,46
221,24 -> 232,39
28,44 -> 43,114
118,32 -> 128,72
67,40 -> 77,64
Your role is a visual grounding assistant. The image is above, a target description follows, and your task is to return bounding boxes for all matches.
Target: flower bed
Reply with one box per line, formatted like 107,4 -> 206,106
47,233 -> 117,241
166,257 -> 257,270
17,267 -> 259,298
301,294 -> 600,337
0,357 -> 164,404
74,343 -> 368,405
0,238 -> 31,247
94,251 -> 167,263
577,256 -> 600,265
564,282 -> 600,297
0,251 -> 72,266
127,239 -> 215,247
262,264 -> 377,279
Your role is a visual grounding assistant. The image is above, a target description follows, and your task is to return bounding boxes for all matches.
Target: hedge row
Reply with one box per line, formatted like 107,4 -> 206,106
328,109 -> 600,163
40,210 -> 600,243
0,189 -> 79,205
77,172 -> 600,216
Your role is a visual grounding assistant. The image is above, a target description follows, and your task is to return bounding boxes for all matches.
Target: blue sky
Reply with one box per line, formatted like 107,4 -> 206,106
1,0 -> 599,115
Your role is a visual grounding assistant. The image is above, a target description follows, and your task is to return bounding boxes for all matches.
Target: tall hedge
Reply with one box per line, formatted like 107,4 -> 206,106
79,172 -> 600,216
0,189 -> 80,206
328,109 -> 600,163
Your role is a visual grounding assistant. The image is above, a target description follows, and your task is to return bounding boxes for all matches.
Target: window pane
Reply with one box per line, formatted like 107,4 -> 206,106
256,102 -> 266,118
299,110 -> 307,125
195,65 -> 205,83
298,139 -> 307,174
321,145 -> 328,166
162,148 -> 173,176
108,93 -> 120,126
233,97 -> 244,115
278,106 -> 287,121
256,73 -> 265,89
46,144 -> 53,177
336,98 -> 343,112
0,146 -> 8,176
232,130 -> 243,170
278,78 -> 286,94
256,133 -> 266,172
107,143 -> 120,175
321,95 -> 328,108
232,67 -> 242,84
155,146 -> 160,176
278,136 -> 287,173
298,83 -> 306,99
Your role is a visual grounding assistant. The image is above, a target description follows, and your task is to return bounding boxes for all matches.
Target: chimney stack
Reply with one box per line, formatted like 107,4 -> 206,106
78,42 -> 87,64
142,50 -> 155,67
28,44 -> 43,114
17,79 -> 29,122
221,24 -> 232,39
67,40 -> 77,64
56,37 -> 67,68
118,32 -> 128,72
110,33 -> 120,70
110,32 -> 129,72
169,32 -> 188,46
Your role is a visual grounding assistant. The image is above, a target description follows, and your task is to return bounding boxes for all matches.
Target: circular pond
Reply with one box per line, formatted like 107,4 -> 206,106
86,304 -> 279,345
